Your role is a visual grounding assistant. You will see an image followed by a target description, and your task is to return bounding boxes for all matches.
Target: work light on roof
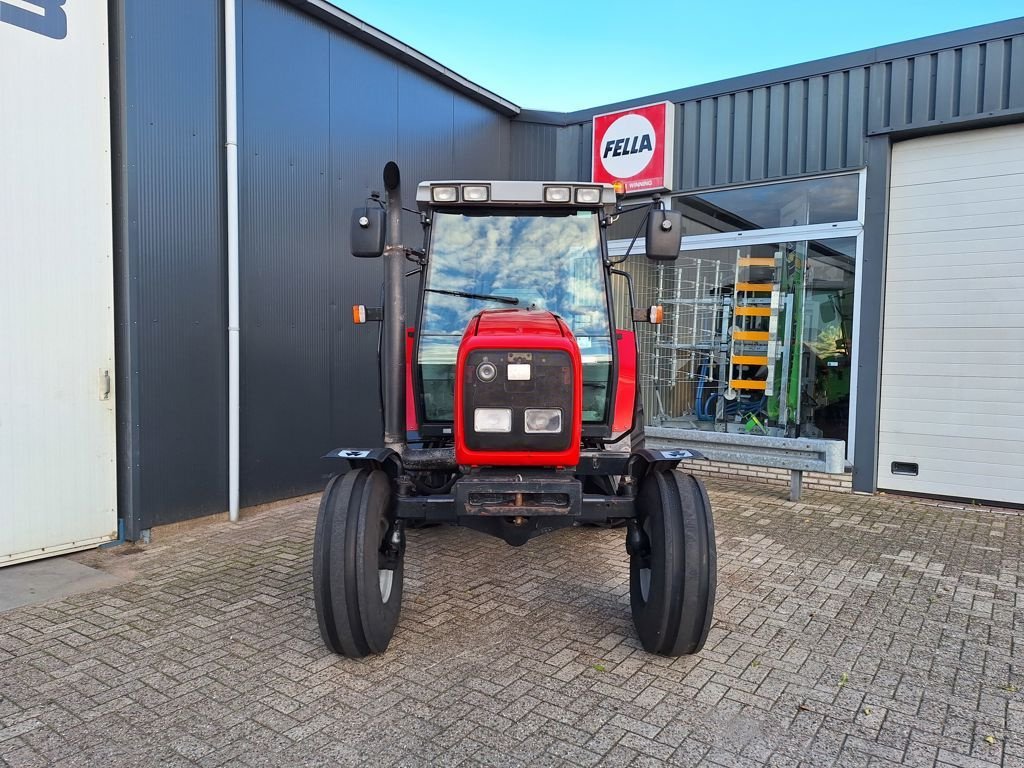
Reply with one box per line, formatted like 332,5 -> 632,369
575,187 -> 601,204
462,185 -> 489,202
544,186 -> 571,203
432,185 -> 458,202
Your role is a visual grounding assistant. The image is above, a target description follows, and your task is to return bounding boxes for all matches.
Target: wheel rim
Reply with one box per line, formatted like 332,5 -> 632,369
638,516 -> 652,602
639,567 -> 651,602
377,515 -> 395,603
379,568 -> 394,603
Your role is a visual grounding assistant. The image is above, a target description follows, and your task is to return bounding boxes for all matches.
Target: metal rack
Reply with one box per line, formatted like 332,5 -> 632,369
630,247 -> 803,435
633,257 -> 730,426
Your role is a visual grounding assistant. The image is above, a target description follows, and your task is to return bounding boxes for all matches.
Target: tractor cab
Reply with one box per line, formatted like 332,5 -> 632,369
413,181 -> 619,441
314,163 -> 717,660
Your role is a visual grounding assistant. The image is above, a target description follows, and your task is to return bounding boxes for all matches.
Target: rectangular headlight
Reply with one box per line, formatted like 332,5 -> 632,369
506,363 -> 531,381
432,186 -> 458,202
575,187 -> 601,204
524,408 -> 562,434
462,185 -> 489,202
474,407 -> 512,433
544,186 -> 571,203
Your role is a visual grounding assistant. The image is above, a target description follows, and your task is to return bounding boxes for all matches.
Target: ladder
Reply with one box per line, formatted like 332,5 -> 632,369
727,252 -> 781,398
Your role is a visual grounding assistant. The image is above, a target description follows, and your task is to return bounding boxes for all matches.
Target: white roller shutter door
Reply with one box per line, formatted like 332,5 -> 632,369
0,4 -> 118,564
878,123 -> 1024,505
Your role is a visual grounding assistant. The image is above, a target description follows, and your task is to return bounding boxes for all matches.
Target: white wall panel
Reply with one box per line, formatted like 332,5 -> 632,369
878,123 -> 1024,505
0,2 -> 117,564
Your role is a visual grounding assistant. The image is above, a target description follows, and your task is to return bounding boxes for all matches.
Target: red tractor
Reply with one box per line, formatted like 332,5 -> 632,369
313,163 -> 716,657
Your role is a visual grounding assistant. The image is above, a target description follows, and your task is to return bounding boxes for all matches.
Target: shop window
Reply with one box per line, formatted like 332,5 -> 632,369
624,236 -> 856,440
676,173 -> 860,235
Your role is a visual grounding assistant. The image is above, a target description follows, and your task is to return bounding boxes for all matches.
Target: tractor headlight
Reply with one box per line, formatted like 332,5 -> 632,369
474,407 -> 512,433
432,186 -> 458,202
524,408 -> 562,434
462,185 -> 489,202
476,362 -> 497,382
575,187 -> 601,204
544,186 -> 571,203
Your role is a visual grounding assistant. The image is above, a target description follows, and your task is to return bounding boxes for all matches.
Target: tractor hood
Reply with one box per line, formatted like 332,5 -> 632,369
454,308 -> 583,468
463,309 -> 572,340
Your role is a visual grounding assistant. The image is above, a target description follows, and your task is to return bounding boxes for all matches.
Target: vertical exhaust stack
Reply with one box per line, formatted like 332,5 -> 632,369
382,162 -> 406,450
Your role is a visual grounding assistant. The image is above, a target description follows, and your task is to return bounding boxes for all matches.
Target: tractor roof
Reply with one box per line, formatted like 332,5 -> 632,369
416,180 -> 617,214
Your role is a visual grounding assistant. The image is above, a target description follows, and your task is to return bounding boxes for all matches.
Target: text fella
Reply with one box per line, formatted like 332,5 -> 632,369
603,134 -> 653,158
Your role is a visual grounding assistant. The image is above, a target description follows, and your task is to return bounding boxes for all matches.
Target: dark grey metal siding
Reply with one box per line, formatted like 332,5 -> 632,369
516,22 -> 1024,189
510,122 -> 557,179
237,0 -> 334,506
119,0 -> 514,526
121,0 -> 227,533
237,0 -> 512,506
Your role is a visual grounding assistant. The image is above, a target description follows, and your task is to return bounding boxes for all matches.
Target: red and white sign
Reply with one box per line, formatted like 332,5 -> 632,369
592,101 -> 675,194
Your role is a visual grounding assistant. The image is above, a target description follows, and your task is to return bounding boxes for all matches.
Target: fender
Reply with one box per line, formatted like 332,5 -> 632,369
322,446 -> 401,475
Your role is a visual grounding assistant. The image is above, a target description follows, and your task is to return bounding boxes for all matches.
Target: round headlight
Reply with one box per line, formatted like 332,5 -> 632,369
477,362 -> 497,382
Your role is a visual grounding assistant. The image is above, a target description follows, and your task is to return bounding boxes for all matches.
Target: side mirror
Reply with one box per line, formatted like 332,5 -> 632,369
645,208 -> 683,260
820,301 -> 837,323
350,206 -> 385,258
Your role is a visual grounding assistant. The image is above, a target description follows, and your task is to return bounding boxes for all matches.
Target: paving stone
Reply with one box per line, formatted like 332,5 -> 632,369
0,477 -> 1021,767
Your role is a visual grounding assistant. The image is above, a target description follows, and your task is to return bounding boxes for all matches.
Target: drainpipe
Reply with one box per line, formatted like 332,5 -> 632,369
225,0 -> 240,522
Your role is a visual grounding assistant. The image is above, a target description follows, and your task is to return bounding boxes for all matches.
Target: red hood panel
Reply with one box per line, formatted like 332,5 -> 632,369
469,309 -> 567,338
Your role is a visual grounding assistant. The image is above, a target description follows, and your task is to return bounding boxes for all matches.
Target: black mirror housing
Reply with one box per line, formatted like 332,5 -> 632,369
645,209 -> 683,260
820,301 -> 837,323
350,206 -> 385,258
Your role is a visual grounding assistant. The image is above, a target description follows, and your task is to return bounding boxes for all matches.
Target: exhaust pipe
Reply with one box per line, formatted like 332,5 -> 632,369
382,162 -> 406,450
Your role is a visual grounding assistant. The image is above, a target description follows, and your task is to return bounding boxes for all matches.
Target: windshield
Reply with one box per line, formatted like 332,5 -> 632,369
418,210 -> 614,424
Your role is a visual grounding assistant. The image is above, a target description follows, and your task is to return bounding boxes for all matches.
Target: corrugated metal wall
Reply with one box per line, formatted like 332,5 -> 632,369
510,122 -> 557,179
238,0 -> 511,506
518,27 -> 1024,189
122,0 -> 228,530
121,0 -> 514,526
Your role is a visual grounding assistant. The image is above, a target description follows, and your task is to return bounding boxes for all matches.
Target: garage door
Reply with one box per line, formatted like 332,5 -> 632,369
878,123 -> 1024,505
1,4 -> 118,564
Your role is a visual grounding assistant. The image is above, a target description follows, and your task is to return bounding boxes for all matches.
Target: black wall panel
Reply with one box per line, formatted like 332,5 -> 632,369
238,0 -> 333,505
122,0 -> 227,531
122,0 -> 515,523
510,121 -> 557,179
236,0 -> 516,505
236,0 -> 515,505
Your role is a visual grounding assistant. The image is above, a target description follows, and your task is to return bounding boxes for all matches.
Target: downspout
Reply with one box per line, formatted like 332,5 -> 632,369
225,0 -> 240,522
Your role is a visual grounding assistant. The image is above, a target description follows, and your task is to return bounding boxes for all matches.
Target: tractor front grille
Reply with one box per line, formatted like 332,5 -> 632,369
461,349 -> 574,453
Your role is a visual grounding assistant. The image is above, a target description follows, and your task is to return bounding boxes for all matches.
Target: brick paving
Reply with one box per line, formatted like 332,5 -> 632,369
1,477 -> 1022,767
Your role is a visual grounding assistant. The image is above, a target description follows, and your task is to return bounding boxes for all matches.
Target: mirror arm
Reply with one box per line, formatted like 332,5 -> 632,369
614,197 -> 660,216
609,201 -> 655,265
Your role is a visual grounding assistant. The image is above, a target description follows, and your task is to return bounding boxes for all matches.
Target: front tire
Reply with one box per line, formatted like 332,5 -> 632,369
630,470 -> 716,655
313,468 -> 404,657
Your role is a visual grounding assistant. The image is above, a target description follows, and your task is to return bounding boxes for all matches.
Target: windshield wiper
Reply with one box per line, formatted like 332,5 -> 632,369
424,288 -> 519,306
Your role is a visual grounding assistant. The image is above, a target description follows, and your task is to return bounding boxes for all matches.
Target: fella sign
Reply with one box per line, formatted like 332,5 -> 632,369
592,101 -> 675,193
